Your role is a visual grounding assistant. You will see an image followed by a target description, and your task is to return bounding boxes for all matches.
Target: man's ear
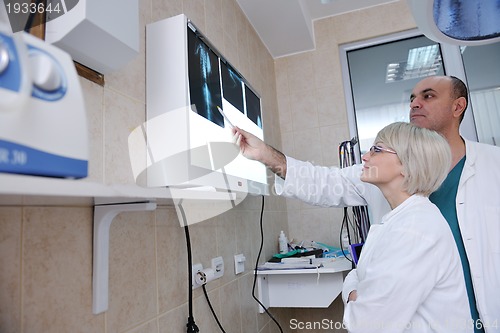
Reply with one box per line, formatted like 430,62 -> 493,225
453,96 -> 467,119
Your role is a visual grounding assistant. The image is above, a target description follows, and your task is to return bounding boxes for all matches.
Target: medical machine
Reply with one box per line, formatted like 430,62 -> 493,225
0,19 -> 88,178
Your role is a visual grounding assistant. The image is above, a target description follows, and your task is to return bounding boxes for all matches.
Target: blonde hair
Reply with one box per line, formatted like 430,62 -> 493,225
375,122 -> 451,196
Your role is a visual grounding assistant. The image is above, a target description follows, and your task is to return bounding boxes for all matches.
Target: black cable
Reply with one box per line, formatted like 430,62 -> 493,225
252,196 -> 283,333
345,208 -> 353,244
202,284 -> 227,333
340,208 -> 353,264
357,206 -> 370,243
179,202 -> 199,333
338,138 -> 371,254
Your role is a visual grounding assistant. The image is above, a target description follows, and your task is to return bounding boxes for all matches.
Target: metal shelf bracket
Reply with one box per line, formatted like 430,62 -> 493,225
92,201 -> 157,314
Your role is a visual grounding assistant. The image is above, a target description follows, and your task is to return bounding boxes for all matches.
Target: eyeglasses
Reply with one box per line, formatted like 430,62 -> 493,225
369,145 -> 397,156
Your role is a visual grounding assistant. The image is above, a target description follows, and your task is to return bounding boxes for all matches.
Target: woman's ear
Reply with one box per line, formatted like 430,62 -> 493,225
400,166 -> 407,177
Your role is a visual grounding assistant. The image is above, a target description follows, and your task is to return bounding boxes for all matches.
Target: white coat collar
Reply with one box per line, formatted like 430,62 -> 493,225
461,138 -> 476,184
380,194 -> 426,225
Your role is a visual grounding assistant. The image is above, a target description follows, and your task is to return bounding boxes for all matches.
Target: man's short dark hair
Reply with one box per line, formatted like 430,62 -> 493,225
449,76 -> 468,122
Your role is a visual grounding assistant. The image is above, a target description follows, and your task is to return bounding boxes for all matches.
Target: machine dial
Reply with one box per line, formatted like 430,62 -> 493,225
29,50 -> 62,92
0,40 -> 9,74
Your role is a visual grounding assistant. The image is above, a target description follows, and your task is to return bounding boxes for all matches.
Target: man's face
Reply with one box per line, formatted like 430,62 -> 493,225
409,77 -> 456,132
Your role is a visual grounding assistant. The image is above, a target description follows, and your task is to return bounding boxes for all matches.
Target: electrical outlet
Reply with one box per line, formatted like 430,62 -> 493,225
211,256 -> 224,279
192,258 -> 224,289
192,263 -> 203,288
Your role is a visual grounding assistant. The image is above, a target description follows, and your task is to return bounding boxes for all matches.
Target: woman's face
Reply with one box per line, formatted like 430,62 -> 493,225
360,143 -> 403,188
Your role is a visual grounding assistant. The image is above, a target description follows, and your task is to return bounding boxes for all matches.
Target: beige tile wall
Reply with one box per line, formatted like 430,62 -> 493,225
0,0 -> 288,332
0,0 -> 421,332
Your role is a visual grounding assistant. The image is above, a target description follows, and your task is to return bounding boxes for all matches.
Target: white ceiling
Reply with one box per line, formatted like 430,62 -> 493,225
236,0 -> 400,58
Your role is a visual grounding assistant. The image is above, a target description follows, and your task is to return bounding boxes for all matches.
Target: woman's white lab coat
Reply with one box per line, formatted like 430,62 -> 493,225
274,139 -> 500,332
342,195 -> 471,332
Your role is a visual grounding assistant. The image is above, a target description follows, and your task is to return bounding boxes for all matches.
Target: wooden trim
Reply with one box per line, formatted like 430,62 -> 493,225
27,0 -> 46,39
75,62 -> 105,86
28,19 -> 45,40
25,0 -> 105,86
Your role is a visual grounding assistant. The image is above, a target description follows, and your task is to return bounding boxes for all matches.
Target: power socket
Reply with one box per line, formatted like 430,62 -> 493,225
211,256 -> 224,279
192,263 -> 203,288
192,259 -> 224,289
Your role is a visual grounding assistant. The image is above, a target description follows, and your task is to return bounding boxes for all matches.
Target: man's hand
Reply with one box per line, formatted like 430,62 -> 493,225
233,127 -> 288,179
232,127 -> 266,161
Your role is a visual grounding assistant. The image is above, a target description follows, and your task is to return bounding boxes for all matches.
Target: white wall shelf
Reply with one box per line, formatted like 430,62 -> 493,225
0,173 -> 237,314
0,173 -> 236,207
256,258 -> 352,313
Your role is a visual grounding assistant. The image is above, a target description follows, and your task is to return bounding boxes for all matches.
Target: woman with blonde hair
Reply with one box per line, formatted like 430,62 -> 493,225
342,122 -> 471,333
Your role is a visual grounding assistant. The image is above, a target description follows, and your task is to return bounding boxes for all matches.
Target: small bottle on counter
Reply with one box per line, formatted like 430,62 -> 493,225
278,230 -> 288,254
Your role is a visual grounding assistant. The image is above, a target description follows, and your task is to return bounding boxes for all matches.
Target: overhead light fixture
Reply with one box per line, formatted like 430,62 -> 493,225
385,45 -> 442,83
407,0 -> 500,46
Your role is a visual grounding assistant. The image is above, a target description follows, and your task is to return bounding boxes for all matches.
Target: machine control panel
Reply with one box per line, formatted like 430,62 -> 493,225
0,29 -> 88,178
